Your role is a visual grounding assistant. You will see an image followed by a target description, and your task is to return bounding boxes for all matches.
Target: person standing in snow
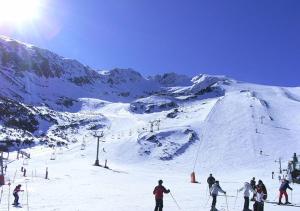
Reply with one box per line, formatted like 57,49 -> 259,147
210,181 -> 226,211
293,153 -> 298,169
153,180 -> 170,211
207,174 -> 216,190
13,184 -> 24,206
253,187 -> 264,211
278,179 -> 293,205
293,153 -> 298,163
238,182 -> 253,211
256,180 -> 267,200
250,177 -> 256,201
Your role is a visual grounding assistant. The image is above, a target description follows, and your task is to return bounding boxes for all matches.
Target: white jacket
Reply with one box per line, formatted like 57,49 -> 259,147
255,192 -> 264,203
239,182 -> 253,197
210,183 -> 225,196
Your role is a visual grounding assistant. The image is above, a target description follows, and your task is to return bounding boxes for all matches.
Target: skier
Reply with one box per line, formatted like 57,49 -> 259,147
278,179 -> 293,205
253,187 -> 264,211
238,182 -> 253,211
210,181 -> 226,211
13,184 -> 24,206
250,177 -> 256,201
293,153 -> 298,169
293,153 -> 298,163
207,173 -> 216,189
153,180 -> 170,211
255,180 -> 267,200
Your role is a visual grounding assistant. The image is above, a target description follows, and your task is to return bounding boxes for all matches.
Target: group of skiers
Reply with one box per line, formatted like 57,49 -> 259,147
245,177 -> 268,211
153,174 -> 295,211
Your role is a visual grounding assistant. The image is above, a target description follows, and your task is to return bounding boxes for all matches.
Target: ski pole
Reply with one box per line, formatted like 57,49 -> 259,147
26,182 -> 29,211
169,191 -> 181,210
225,194 -> 229,211
8,181 -> 11,211
0,186 -> 3,204
291,190 -> 293,204
13,169 -> 17,183
21,190 -> 25,204
233,190 -> 238,209
203,194 -> 211,208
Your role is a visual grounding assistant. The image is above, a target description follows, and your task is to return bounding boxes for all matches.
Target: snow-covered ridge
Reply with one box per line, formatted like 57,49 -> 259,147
0,36 -> 228,105
0,36 -> 229,149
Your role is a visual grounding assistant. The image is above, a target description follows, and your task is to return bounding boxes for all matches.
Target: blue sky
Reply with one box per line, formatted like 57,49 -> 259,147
1,0 -> 300,86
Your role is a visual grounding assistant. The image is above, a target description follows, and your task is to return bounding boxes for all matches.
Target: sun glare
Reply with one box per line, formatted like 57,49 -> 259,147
0,0 -> 42,25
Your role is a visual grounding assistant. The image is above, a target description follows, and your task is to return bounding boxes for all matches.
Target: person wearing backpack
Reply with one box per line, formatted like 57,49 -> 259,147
256,180 -> 267,200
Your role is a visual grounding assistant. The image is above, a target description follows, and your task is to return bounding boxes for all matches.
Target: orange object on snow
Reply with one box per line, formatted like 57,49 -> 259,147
191,172 -> 197,183
0,175 -> 4,185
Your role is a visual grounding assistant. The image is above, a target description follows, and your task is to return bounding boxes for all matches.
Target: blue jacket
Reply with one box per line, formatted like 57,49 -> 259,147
279,181 -> 293,191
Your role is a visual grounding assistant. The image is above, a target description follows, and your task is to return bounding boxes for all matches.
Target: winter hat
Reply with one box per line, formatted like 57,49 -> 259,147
158,180 -> 163,185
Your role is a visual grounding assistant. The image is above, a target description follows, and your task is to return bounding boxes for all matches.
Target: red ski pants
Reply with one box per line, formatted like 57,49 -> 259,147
279,190 -> 288,202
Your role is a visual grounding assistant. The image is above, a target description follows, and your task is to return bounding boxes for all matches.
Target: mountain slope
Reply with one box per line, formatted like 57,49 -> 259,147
0,36 -> 299,174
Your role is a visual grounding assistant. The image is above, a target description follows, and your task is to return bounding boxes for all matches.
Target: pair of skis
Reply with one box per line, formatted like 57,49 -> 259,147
265,201 -> 300,207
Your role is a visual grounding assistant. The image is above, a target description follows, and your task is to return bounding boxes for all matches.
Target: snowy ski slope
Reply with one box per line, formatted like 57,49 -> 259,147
1,82 -> 300,211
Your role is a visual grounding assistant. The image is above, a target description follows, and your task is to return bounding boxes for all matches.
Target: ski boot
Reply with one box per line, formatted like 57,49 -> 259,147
210,206 -> 217,211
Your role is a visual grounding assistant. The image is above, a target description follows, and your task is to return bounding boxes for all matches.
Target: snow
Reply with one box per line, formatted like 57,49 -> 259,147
1,82 -> 300,211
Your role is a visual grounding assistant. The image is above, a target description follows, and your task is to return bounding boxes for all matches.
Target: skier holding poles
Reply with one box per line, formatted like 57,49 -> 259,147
13,184 -> 24,206
253,187 -> 264,211
153,180 -> 170,211
278,179 -> 293,205
238,182 -> 253,211
210,181 -> 226,211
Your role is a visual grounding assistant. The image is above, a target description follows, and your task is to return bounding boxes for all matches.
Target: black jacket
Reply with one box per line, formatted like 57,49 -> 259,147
207,176 -> 215,185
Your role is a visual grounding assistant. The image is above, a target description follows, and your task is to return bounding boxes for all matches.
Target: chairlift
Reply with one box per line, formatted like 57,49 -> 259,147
50,151 -> 56,160
57,147 -> 64,155
80,143 -> 86,150
23,158 -> 29,165
1,152 -> 9,160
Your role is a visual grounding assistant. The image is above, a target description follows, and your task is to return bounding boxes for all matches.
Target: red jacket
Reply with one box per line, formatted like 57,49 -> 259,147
153,185 -> 169,199
13,186 -> 21,195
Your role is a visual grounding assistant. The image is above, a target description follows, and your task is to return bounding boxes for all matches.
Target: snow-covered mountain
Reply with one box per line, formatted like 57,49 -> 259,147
1,36 -> 300,211
0,35 -> 300,172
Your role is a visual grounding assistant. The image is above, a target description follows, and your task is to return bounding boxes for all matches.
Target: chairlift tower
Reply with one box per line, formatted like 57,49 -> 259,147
0,151 -> 4,185
149,119 -> 161,133
94,131 -> 104,166
275,157 -> 282,174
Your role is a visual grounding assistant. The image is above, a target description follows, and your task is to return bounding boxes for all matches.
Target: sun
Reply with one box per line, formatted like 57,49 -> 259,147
0,0 -> 42,25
